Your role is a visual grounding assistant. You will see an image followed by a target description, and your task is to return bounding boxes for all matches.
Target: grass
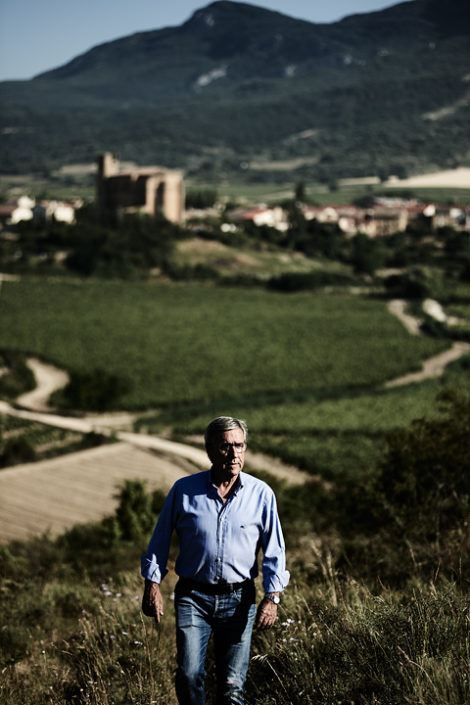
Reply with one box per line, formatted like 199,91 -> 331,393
0,173 -> 95,203
143,374 -> 470,482
248,577 -> 470,705
1,390 -> 469,704
1,525 -> 469,705
173,237 -> 351,279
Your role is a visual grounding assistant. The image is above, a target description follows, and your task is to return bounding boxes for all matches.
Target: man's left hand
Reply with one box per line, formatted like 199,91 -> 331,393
255,597 -> 278,630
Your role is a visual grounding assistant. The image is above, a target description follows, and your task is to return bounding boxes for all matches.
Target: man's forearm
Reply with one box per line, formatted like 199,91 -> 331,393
142,579 -> 164,623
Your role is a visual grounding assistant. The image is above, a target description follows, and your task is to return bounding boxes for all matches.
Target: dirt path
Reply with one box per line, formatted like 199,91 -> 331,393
386,299 -> 470,387
385,341 -> 470,388
16,358 -> 69,411
387,299 -> 422,335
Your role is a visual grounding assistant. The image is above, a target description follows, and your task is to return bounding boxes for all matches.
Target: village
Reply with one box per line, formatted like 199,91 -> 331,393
1,154 -> 469,242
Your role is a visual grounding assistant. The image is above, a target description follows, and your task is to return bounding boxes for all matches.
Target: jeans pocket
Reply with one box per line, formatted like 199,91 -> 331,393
175,592 -> 196,627
234,580 -> 255,606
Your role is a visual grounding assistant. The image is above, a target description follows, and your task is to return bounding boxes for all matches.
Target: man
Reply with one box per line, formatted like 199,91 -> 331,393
141,416 -> 289,705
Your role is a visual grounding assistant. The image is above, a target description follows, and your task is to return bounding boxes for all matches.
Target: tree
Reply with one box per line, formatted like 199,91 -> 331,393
294,182 -> 306,202
350,233 -> 385,275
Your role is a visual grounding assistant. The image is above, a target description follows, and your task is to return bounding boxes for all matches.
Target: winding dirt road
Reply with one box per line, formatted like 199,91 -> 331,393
17,358 -> 69,411
386,299 -> 470,387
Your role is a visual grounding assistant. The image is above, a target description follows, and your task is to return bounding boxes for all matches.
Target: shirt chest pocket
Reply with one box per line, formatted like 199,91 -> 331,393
236,522 -> 260,546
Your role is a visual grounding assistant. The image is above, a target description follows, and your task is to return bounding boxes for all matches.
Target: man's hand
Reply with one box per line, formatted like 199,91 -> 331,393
142,579 -> 164,624
255,597 -> 278,630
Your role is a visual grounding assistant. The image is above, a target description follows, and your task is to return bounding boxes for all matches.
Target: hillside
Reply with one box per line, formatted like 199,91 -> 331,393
0,0 -> 469,181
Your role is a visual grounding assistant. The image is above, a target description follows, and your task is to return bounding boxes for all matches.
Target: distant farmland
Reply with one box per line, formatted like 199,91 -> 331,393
0,278 -> 448,410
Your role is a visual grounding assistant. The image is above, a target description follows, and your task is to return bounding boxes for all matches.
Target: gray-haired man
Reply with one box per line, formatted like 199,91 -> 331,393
142,416 -> 289,705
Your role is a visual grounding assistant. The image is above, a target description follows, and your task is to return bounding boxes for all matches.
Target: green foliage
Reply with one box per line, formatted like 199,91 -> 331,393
376,391 -> 470,542
0,350 -> 35,400
350,233 -> 387,276
267,270 -> 356,292
385,266 -> 440,300
248,581 -> 470,705
0,436 -> 36,467
5,210 -> 180,279
185,188 -> 218,209
114,480 -> 165,541
57,367 -> 131,412
327,391 -> 470,584
0,414 -> 110,468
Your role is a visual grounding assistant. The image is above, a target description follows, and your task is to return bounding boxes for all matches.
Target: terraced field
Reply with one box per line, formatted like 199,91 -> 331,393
0,442 -> 193,542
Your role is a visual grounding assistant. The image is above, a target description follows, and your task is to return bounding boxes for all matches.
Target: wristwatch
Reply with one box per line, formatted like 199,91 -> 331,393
265,593 -> 280,605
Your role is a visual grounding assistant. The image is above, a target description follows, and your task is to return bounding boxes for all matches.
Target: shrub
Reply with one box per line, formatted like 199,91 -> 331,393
0,350 -> 35,400
372,390 -> 470,578
0,436 -> 36,467
114,480 -> 159,541
185,189 -> 218,209
59,368 -> 131,412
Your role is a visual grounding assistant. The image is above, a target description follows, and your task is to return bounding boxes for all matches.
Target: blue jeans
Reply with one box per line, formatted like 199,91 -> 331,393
174,580 -> 256,705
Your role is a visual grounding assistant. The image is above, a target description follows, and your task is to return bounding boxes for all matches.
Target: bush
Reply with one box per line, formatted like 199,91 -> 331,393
185,189 -> 218,209
114,480 -> 164,541
59,368 -> 131,412
370,390 -> 470,579
385,266 -> 442,300
0,437 -> 36,467
0,350 -> 35,400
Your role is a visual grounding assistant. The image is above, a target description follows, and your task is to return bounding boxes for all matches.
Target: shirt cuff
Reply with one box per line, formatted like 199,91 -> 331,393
141,555 -> 166,583
263,569 -> 290,594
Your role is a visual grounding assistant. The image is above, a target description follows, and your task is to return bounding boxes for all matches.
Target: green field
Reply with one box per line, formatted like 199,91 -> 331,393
191,180 -> 470,207
2,276 -> 466,480
0,278 -> 448,412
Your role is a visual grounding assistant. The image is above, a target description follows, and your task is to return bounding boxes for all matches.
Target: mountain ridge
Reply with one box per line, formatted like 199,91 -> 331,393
1,0 -> 469,182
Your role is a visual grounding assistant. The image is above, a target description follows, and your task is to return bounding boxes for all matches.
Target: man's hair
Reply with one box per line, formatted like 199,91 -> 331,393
204,416 -> 248,450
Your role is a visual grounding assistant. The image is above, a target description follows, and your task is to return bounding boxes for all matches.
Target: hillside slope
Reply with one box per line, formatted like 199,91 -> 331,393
0,0 -> 469,181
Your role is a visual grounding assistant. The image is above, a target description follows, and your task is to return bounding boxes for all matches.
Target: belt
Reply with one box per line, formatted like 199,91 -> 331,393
178,577 -> 252,595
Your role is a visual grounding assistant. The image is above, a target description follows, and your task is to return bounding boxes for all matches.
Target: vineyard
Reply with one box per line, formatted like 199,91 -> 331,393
0,278 -> 449,410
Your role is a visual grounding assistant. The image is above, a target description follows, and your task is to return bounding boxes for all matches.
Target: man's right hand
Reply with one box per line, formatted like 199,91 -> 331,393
142,579 -> 164,623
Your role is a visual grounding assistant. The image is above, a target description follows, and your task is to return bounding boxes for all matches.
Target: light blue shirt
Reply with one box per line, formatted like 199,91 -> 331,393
141,470 -> 290,593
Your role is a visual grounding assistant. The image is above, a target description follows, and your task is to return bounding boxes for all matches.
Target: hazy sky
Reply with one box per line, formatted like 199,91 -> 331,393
1,0 -> 404,82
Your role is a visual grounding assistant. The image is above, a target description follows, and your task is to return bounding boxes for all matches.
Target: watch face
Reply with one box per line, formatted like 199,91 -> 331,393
267,594 -> 280,604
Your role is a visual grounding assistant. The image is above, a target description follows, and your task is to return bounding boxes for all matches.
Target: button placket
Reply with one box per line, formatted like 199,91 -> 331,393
215,503 -> 228,581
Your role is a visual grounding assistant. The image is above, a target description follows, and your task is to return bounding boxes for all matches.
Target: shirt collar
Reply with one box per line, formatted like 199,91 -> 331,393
207,470 -> 245,493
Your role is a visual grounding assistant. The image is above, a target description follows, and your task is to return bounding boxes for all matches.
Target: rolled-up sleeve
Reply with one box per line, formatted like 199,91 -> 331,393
260,490 -> 290,593
141,484 -> 177,583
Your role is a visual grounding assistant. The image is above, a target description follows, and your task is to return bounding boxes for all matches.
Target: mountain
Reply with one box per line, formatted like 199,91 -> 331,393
1,0 -> 469,183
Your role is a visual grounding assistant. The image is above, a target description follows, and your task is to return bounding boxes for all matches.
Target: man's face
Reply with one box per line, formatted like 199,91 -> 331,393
209,427 -> 246,479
